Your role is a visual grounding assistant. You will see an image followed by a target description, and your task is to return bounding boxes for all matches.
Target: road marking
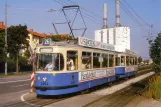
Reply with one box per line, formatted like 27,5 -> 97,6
0,79 -> 30,84
11,84 -> 30,88
21,92 -> 35,106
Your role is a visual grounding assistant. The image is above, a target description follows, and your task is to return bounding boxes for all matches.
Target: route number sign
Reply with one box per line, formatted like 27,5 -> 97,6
43,38 -> 51,46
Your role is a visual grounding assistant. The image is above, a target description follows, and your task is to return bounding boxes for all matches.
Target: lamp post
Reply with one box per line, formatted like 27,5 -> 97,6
5,0 -> 8,75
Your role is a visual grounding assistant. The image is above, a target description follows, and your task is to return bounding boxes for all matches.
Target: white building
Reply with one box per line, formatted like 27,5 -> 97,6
95,26 -> 130,52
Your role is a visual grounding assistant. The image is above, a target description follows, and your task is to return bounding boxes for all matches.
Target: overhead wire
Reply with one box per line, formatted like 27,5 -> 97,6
53,0 -> 102,25
123,0 -> 150,26
119,0 -> 149,33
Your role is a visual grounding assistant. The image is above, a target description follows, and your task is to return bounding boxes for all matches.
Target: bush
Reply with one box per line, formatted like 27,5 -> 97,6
19,56 -> 32,71
138,64 -> 152,71
7,58 -> 16,72
51,35 -> 73,41
146,73 -> 161,100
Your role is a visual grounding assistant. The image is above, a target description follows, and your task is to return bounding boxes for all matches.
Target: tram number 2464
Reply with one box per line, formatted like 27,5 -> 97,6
41,81 -> 48,85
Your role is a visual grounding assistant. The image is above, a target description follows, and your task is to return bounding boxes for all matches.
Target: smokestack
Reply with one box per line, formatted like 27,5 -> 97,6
103,3 -> 108,29
115,0 -> 121,27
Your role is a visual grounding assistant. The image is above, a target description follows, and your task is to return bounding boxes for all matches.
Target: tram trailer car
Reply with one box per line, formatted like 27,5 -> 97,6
35,38 -> 138,96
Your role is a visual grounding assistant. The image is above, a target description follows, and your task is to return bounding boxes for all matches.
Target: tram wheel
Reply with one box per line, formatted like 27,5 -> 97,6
36,94 -> 43,99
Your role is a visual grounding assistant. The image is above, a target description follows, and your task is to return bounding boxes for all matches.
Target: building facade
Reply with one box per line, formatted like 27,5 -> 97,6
95,26 -> 130,52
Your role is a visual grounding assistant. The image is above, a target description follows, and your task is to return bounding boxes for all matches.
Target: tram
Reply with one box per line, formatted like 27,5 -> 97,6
35,37 -> 138,96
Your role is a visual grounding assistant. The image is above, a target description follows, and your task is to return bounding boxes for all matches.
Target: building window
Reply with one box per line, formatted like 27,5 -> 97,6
113,29 -> 116,45
107,30 -> 109,44
100,30 -> 104,42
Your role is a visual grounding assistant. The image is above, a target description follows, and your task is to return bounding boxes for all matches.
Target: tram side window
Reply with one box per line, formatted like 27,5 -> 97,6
126,56 -> 129,66
82,52 -> 92,69
121,56 -> 125,66
135,57 -> 138,65
132,57 -> 135,65
67,51 -> 78,71
130,57 -> 134,65
93,53 -> 100,68
102,54 -> 108,68
109,54 -> 114,67
115,56 -> 120,66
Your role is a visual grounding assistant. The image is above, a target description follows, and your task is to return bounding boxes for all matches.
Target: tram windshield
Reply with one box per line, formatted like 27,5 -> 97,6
36,53 -> 64,71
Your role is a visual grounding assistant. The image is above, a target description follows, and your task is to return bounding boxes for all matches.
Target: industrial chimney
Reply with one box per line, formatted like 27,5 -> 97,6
102,3 -> 108,29
115,0 -> 121,27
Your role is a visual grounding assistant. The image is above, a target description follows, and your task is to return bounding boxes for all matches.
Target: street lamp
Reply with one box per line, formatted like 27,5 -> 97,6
5,0 -> 8,75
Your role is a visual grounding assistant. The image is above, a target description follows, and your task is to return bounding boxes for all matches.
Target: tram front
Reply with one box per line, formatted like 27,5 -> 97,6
34,38 -> 78,96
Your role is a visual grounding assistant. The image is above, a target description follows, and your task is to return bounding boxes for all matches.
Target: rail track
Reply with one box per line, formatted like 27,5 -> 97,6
83,73 -> 155,107
3,69 -> 153,107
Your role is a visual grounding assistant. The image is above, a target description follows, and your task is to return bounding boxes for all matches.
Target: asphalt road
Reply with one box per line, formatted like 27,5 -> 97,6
0,74 -> 32,106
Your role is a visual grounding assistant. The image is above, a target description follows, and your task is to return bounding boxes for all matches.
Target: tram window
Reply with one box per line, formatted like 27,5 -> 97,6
121,56 -> 125,66
82,52 -> 92,69
37,53 -> 64,71
115,56 -> 120,66
109,54 -> 114,67
130,57 -> 134,65
102,54 -> 108,68
93,53 -> 100,68
67,51 -> 78,71
135,57 -> 138,65
126,56 -> 129,66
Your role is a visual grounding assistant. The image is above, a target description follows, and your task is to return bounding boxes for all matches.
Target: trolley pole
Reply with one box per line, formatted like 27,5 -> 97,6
5,0 -> 8,75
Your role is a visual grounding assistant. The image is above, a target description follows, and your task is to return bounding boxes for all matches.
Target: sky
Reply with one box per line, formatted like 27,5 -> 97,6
0,0 -> 161,60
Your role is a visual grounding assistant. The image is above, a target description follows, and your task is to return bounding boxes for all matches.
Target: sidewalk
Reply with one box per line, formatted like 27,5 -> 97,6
0,71 -> 31,78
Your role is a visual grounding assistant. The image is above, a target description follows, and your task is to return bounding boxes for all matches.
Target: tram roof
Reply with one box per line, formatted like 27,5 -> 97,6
36,38 -> 136,56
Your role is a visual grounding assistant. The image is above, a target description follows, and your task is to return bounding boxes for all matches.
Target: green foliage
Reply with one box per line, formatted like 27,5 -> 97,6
24,49 -> 31,59
138,56 -> 142,63
146,73 -> 161,100
51,35 -> 73,41
0,30 -> 5,62
138,64 -> 152,71
7,58 -> 16,72
19,56 -> 32,71
7,25 -> 29,57
149,32 -> 161,72
7,25 -> 29,73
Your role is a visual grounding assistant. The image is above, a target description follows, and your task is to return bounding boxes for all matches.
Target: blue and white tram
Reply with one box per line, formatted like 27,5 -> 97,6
35,37 -> 138,96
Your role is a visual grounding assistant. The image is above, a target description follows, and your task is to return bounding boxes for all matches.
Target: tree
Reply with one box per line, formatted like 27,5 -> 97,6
51,35 -> 73,41
149,32 -> 161,72
138,56 -> 143,64
0,30 -> 5,62
24,49 -> 31,59
7,25 -> 29,73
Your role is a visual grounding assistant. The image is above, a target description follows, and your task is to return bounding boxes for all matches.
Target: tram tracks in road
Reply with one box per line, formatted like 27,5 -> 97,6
3,69 -> 153,107
3,97 -> 66,107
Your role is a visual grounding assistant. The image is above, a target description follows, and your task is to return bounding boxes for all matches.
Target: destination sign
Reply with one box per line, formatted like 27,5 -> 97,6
40,48 -> 53,53
79,68 -> 115,82
78,37 -> 114,51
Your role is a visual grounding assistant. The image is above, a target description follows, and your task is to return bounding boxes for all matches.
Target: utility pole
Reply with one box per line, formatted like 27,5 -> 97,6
5,0 -> 8,75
